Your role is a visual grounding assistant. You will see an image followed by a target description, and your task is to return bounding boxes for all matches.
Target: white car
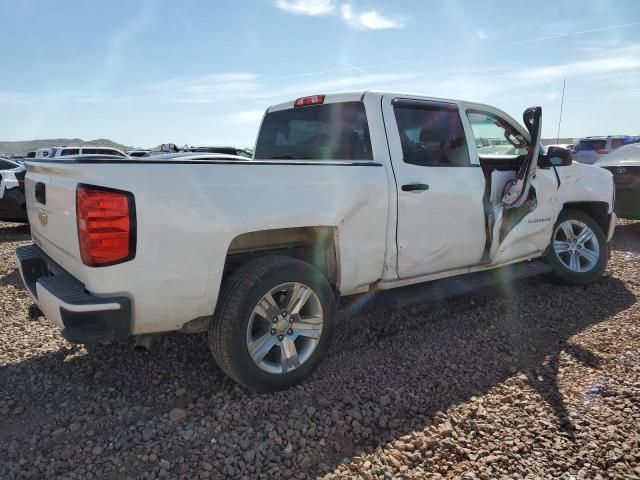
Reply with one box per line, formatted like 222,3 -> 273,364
595,142 -> 640,219
34,146 -> 128,159
571,136 -> 639,165
16,91 -> 616,391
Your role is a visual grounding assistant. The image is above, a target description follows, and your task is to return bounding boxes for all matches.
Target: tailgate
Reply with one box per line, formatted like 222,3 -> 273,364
25,161 -> 85,281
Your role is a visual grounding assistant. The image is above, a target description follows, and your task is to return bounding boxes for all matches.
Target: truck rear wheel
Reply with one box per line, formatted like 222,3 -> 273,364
209,256 -> 336,392
544,209 -> 608,285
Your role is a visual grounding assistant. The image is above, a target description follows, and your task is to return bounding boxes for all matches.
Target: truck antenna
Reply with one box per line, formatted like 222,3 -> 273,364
556,78 -> 566,144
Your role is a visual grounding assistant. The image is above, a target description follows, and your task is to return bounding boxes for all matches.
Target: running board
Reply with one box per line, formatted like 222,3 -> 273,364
379,260 -> 551,309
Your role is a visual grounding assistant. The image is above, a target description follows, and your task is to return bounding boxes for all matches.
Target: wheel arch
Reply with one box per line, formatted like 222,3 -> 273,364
561,201 -> 612,237
223,226 -> 340,292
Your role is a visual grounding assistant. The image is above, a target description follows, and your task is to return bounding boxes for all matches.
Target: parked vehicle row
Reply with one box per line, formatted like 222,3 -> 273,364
0,144 -> 253,225
15,91 -> 617,392
131,144 -> 254,158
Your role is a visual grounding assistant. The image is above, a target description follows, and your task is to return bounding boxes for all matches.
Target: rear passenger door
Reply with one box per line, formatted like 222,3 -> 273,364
382,97 -> 487,279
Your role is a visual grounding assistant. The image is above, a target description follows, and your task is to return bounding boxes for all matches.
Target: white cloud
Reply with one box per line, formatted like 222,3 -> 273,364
340,4 -> 404,30
274,0 -> 335,16
146,73 -> 260,104
515,45 -> 640,82
476,29 -> 487,40
274,1 -> 405,30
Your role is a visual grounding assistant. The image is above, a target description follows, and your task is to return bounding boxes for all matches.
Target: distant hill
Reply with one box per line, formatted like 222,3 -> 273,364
0,138 -> 130,155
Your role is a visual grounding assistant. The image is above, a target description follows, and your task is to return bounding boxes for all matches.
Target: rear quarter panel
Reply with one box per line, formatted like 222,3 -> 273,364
75,161 -> 389,334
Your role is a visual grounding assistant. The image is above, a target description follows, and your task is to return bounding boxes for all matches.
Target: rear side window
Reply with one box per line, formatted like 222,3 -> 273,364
394,102 -> 470,167
61,148 -> 80,156
81,148 -> 125,156
254,102 -> 372,161
575,140 -> 606,151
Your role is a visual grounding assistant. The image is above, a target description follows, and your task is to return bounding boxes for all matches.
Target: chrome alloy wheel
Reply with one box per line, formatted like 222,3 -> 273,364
246,282 -> 324,375
553,219 -> 600,273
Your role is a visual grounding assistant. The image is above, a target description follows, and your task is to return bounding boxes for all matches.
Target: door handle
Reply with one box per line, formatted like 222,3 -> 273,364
401,183 -> 429,192
35,182 -> 46,204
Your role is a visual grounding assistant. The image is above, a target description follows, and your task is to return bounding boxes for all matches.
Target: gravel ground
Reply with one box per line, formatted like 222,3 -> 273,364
1,220 -> 639,479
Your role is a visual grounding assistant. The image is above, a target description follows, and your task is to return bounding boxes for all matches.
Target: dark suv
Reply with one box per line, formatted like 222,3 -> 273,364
0,158 -> 27,222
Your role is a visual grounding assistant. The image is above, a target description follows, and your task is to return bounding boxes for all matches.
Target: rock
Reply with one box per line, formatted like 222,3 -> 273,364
169,408 -> 187,422
243,450 -> 255,463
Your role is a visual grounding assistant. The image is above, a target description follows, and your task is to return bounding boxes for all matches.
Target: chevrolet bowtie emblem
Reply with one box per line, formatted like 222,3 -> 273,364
38,209 -> 48,226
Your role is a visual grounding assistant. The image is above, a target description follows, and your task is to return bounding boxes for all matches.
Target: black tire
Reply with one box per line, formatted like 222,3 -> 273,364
544,209 -> 608,285
209,255 -> 336,392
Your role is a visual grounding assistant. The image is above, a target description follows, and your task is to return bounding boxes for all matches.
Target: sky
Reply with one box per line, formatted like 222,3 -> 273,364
0,0 -> 639,148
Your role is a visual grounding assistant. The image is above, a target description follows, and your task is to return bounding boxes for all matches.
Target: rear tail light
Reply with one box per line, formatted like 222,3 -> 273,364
596,149 -> 610,154
294,95 -> 325,107
76,184 -> 136,267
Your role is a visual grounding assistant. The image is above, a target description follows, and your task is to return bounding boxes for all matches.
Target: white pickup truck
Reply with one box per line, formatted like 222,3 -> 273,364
16,92 -> 616,391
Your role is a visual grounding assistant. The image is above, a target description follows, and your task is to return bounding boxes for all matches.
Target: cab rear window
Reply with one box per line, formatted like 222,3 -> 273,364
254,102 -> 373,161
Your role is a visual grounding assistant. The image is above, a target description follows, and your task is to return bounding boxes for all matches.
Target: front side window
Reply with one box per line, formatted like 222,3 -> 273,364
466,110 -> 528,157
61,148 -> 80,156
393,102 -> 470,167
254,101 -> 372,161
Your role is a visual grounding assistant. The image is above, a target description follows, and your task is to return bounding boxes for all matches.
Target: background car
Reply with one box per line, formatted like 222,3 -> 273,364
126,149 -> 151,158
595,142 -> 640,219
35,146 -> 128,159
0,158 -> 27,222
188,146 -> 253,158
572,135 -> 640,164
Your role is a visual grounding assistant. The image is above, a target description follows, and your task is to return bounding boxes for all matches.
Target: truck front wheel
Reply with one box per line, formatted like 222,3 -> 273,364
544,209 -> 609,285
209,256 -> 336,392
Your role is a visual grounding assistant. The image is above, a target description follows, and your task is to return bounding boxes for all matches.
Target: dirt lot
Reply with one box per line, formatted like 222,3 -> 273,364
1,220 -> 639,479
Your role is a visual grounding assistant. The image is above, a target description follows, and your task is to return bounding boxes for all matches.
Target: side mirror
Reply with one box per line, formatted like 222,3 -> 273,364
540,146 -> 572,168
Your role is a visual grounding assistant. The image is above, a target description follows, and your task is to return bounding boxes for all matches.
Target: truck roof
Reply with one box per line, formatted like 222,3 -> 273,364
266,91 -> 490,113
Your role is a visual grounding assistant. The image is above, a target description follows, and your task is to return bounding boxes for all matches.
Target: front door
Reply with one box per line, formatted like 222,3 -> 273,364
382,97 -> 487,279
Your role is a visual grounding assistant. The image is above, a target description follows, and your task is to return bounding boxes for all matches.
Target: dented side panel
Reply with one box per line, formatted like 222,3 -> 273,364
492,163 -> 615,265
